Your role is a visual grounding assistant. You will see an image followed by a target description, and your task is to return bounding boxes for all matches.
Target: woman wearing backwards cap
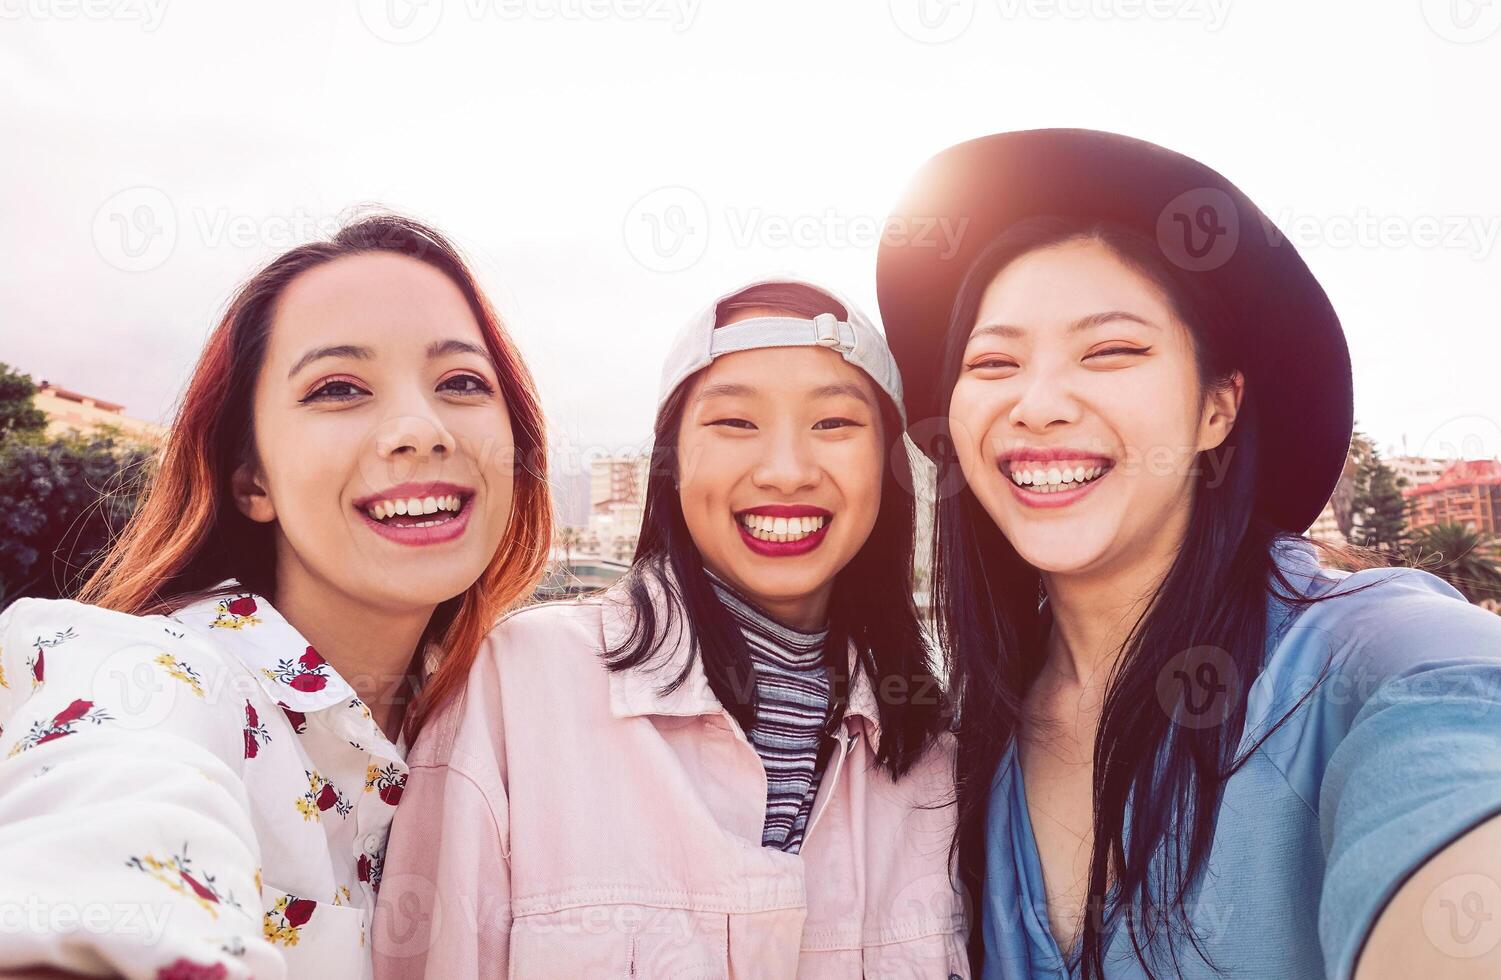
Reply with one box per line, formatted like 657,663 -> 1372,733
877,129 -> 1501,979
373,277 -> 968,978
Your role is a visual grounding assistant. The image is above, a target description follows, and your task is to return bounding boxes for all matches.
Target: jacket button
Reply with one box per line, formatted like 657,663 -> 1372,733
363,833 -> 381,852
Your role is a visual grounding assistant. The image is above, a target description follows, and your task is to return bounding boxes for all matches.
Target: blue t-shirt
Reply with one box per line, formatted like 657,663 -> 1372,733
981,536 -> 1501,979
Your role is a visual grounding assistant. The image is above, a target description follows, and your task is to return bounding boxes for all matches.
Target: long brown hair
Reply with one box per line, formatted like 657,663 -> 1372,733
77,213 -> 553,741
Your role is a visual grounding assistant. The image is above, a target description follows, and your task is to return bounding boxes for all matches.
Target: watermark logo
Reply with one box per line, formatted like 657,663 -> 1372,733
889,0 -> 976,43
1155,645 -> 1240,730
0,0 -> 169,31
1423,872 -> 1501,958
1420,0 -> 1501,43
357,0 -> 444,43
1157,187 -> 1239,272
92,186 -> 177,273
622,186 -> 711,273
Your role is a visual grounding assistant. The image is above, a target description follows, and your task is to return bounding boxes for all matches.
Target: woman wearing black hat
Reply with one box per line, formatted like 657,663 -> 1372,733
877,129 -> 1501,979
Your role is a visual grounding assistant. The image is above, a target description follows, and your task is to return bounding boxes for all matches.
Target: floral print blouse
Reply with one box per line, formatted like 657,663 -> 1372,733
0,581 -> 412,980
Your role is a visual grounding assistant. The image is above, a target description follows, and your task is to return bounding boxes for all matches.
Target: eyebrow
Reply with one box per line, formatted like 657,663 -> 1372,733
810,382 -> 872,405
968,310 -> 1158,342
694,381 -> 873,406
287,338 -> 492,380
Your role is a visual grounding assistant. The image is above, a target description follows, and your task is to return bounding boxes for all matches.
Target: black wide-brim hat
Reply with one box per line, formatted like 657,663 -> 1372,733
876,128 -> 1353,534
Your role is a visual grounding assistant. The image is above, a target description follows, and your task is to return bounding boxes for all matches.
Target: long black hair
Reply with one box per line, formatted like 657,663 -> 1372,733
603,283 -> 948,780
935,217 -> 1369,977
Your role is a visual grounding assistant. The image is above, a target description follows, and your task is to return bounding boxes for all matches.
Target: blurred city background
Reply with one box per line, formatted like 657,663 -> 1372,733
2,362 -> 1497,614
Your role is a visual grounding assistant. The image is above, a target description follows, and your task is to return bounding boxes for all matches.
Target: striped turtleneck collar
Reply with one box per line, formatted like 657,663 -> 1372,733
704,568 -> 828,662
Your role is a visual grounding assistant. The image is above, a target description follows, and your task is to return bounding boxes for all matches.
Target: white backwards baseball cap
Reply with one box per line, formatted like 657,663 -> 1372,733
656,274 -> 907,427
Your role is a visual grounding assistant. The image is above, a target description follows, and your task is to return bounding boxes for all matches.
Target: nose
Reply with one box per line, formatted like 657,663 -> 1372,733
374,405 -> 457,462
750,425 -> 822,496
1006,360 -> 1083,434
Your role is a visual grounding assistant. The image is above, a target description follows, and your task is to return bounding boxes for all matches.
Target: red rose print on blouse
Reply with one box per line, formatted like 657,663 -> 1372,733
263,893 -> 318,946
357,849 -> 386,892
365,762 -> 407,806
277,700 -> 308,734
23,626 -> 76,692
296,769 -> 352,821
155,958 -> 229,980
264,646 -> 330,694
7,698 -> 113,757
242,701 -> 272,759
126,845 -> 245,920
209,595 -> 261,631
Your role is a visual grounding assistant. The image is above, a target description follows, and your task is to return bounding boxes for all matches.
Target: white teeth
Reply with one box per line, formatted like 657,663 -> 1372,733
1006,462 -> 1111,492
366,493 -> 466,522
737,513 -> 827,542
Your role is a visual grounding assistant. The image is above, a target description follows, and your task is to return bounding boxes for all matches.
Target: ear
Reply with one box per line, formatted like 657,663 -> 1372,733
1196,370 -> 1245,452
231,460 -> 277,524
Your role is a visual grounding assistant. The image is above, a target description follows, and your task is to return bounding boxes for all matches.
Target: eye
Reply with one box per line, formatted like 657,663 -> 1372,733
966,356 -> 1018,372
300,379 -> 369,403
438,373 -> 495,396
709,418 -> 756,430
813,417 -> 862,430
1086,345 -> 1151,360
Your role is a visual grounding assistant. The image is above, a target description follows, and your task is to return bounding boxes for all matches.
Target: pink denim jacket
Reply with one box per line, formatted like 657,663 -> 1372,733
372,580 -> 970,978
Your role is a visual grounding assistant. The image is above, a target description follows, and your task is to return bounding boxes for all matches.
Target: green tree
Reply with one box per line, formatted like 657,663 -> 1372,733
0,362 -> 47,439
1407,522 -> 1501,605
1347,432 -> 1409,554
0,432 -> 152,605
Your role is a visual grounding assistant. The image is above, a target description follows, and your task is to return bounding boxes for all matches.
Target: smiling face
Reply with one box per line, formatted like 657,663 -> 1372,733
946,238 -> 1242,578
674,321 -> 887,627
232,251 -> 517,614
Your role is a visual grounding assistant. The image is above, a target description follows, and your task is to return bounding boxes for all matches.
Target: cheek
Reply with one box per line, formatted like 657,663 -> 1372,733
946,380 -> 1004,478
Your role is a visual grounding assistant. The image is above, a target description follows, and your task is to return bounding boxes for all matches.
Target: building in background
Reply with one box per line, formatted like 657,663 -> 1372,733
1403,459 -> 1501,539
1306,498 -> 1347,547
1388,455 -> 1447,491
587,453 -> 651,562
34,381 -> 163,444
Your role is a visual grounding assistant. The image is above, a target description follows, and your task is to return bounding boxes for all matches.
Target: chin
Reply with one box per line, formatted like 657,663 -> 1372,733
1003,527 -> 1115,577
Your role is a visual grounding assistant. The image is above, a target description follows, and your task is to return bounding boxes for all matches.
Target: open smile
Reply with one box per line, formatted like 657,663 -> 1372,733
998,453 -> 1115,509
734,505 -> 833,557
353,481 -> 476,547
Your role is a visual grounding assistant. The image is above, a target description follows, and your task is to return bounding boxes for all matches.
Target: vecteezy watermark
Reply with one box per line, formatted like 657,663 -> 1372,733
1154,190 -> 1501,271
622,186 -> 711,273
1156,187 -> 1241,272
0,897 -> 172,943
622,186 -> 970,273
1419,0 -> 1501,43
1417,414 -> 1501,464
91,188 -> 350,273
1423,872 -> 1501,958
1155,645 -> 1240,730
92,187 -> 178,273
994,0 -> 1232,30
889,0 -> 1230,43
888,0 -> 977,43
357,0 -> 700,43
1262,207 -> 1501,261
0,0 -> 168,30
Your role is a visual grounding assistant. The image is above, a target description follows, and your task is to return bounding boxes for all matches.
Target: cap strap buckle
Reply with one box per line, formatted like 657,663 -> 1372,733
812,313 -> 851,353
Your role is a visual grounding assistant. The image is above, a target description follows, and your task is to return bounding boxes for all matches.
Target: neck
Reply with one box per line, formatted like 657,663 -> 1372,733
1039,503 -> 1191,690
271,558 -> 429,743
706,568 -> 831,633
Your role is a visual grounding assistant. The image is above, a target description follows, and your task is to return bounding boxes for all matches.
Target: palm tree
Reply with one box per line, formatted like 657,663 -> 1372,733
1406,523 -> 1501,605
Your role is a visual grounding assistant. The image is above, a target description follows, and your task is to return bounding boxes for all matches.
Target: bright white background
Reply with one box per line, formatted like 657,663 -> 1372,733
3,0 -> 1499,474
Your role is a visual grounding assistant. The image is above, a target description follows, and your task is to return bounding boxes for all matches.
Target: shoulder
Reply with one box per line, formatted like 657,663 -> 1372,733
1298,563 -> 1500,675
1254,548 -> 1501,747
474,595 -> 614,678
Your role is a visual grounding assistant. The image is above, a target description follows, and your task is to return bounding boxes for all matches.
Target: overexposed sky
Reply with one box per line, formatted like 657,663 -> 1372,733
3,0 -> 1499,471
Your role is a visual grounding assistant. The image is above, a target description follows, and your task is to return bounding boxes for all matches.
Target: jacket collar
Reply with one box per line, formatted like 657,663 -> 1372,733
169,580 -> 359,713
599,572 -> 883,750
